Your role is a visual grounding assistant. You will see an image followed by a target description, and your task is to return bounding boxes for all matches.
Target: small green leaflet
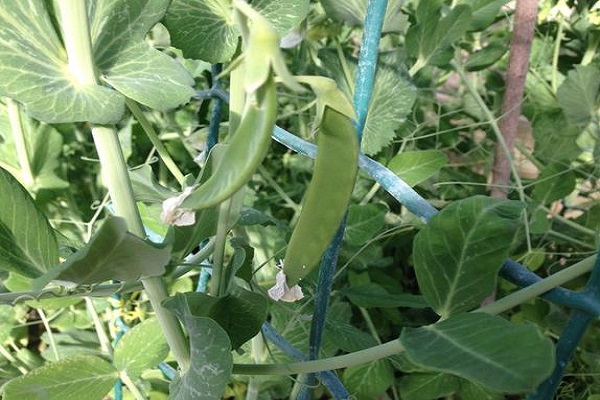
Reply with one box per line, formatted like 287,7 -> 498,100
400,313 -> 554,393
164,295 -> 233,400
1,355 -> 118,400
413,196 -> 524,317
557,65 -> 600,127
0,166 -> 58,280
388,150 -> 448,187
342,359 -> 394,398
113,318 -> 169,379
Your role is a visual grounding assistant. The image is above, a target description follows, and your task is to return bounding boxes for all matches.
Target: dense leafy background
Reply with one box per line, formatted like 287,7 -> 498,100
0,0 -> 599,399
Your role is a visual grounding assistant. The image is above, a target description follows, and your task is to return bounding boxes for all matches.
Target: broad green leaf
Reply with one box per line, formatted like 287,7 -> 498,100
458,0 -> 508,31
533,111 -> 582,163
361,67 -> 416,155
344,204 -> 387,246
113,318 -> 169,379
0,0 -> 194,124
252,0 -> 310,36
164,285 -> 267,349
224,237 -> 255,283
406,3 -> 472,71
164,297 -> 233,400
457,380 -> 504,400
164,0 -> 239,63
398,372 -> 461,400
465,42 -> 507,71
557,65 -> 600,127
0,106 -> 68,191
319,51 -> 416,155
532,163 -> 576,205
324,319 -> 378,352
1,355 -> 118,400
342,283 -> 429,309
343,359 -> 394,399
388,150 -> 448,187
34,216 -> 170,288
320,0 -> 406,33
413,196 -> 524,317
400,313 -> 554,393
0,167 -> 58,279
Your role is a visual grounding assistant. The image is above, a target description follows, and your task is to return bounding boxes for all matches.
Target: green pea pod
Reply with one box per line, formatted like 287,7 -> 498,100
181,76 -> 276,210
283,107 -> 359,286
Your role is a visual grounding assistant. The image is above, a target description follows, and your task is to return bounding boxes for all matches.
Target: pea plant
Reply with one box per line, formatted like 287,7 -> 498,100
0,0 -> 599,399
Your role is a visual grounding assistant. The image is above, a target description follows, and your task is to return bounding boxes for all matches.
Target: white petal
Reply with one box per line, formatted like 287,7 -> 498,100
267,270 -> 304,302
161,187 -> 196,226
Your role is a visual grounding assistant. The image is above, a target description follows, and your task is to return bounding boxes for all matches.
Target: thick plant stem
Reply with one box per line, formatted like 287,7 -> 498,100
490,0 -> 537,199
57,0 -> 190,372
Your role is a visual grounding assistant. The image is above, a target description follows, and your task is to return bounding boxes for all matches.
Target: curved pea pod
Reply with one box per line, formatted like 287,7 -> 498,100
282,107 -> 359,287
179,76 -> 276,211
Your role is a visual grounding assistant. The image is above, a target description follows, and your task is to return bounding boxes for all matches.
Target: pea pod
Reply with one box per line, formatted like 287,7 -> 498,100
180,77 -> 276,211
282,107 -> 359,287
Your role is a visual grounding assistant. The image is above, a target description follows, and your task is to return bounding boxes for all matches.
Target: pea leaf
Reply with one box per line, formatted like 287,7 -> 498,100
344,204 -> 387,246
557,65 -> 600,127
33,216 -> 170,288
0,106 -> 68,191
342,283 -> 429,309
164,296 -> 233,400
532,162 -> 576,205
465,42 -> 507,71
0,0 -> 194,124
1,355 -> 118,400
164,0 -> 239,63
413,196 -> 524,317
342,359 -> 394,399
320,0 -> 407,33
406,2 -> 472,72
398,373 -> 461,400
319,51 -> 416,155
113,318 -> 169,379
400,313 -> 554,393
458,0 -> 508,31
532,111 -> 582,163
0,167 -> 58,279
164,285 -> 268,349
165,0 -> 309,63
388,150 -> 448,187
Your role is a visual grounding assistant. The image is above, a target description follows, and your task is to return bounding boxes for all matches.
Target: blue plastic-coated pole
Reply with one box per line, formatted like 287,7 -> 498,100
298,2 -> 389,399
528,248 -> 600,399
353,0 -> 388,141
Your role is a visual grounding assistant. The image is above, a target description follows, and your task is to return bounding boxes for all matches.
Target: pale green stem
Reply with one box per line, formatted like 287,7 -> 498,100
476,255 -> 597,315
547,229 -> 597,250
172,237 -> 217,279
125,99 -> 185,186
0,282 -> 143,305
359,307 -> 382,344
360,182 -> 381,205
0,345 -> 28,374
210,200 -> 232,297
233,339 -> 404,375
245,334 -> 266,400
120,371 -> 147,400
6,98 -> 34,187
37,308 -> 59,361
57,0 -> 190,372
551,19 -> 564,93
85,297 -> 113,356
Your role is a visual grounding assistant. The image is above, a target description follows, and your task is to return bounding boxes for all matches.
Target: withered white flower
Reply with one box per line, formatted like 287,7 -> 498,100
268,269 -> 304,302
160,186 -> 196,226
